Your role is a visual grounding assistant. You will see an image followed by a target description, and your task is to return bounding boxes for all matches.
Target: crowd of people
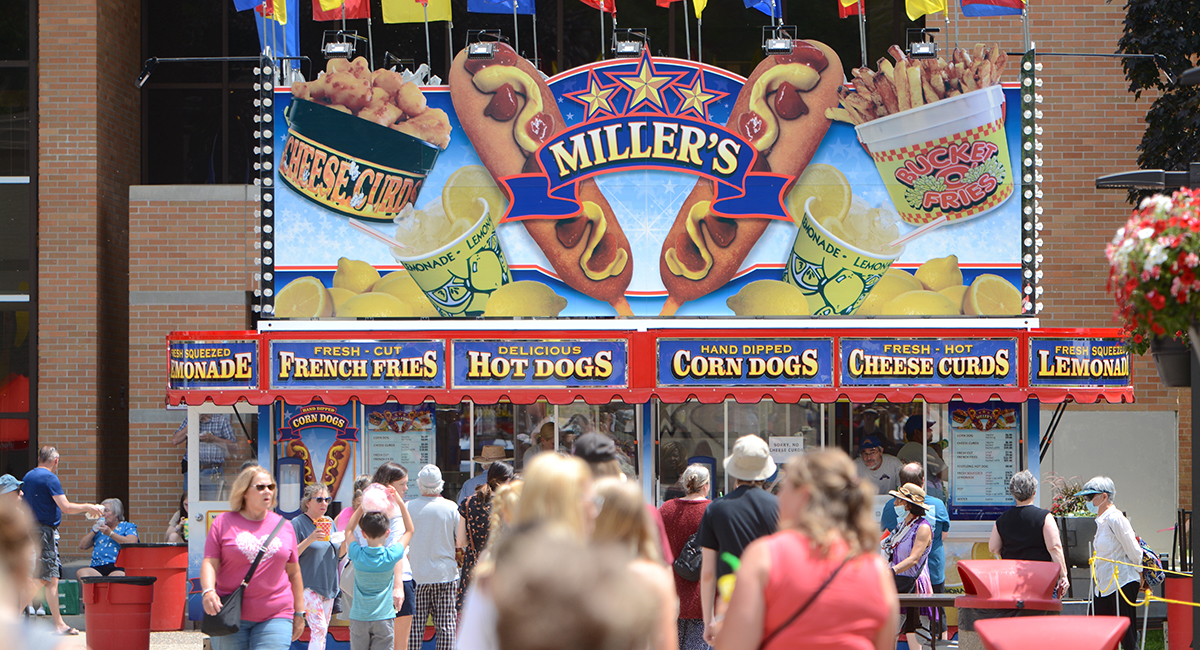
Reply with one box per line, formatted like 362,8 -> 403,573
0,433 -> 1156,650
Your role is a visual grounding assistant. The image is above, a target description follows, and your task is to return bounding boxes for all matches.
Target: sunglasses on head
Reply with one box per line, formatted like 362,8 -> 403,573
254,483 -> 277,492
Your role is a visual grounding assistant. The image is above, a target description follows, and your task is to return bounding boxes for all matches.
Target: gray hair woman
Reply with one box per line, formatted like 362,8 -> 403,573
1078,476 -> 1141,650
988,471 -> 1070,598
293,483 -> 343,650
658,463 -> 711,650
77,497 -> 139,578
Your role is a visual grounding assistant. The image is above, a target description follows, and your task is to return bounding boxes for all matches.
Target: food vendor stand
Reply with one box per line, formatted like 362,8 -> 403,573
168,44 -> 1135,634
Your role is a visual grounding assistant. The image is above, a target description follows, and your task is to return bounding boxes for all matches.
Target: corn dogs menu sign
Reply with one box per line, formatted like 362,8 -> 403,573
168,341 -> 258,390
1029,338 -> 1131,387
451,340 -> 628,389
269,44 -> 1025,320
657,339 -> 834,387
840,338 -> 1017,386
269,340 -> 446,390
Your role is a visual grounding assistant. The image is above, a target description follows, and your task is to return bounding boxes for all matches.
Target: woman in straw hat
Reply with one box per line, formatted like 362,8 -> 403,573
882,483 -> 935,650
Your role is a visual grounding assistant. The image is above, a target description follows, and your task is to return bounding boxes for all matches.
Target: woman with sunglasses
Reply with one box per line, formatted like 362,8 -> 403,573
293,484 -> 344,650
202,466 -> 305,650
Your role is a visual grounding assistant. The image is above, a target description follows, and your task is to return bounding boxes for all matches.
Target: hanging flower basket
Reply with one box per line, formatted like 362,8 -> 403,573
1106,188 -> 1200,386
1149,335 -> 1191,387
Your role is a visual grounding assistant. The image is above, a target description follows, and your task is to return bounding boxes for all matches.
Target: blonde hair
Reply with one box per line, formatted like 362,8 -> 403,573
591,478 -> 661,564
228,466 -> 276,512
782,449 -> 879,557
516,454 -> 592,539
475,479 -> 524,580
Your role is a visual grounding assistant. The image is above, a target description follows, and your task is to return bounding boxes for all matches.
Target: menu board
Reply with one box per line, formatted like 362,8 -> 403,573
949,403 -> 1019,511
364,403 -> 435,499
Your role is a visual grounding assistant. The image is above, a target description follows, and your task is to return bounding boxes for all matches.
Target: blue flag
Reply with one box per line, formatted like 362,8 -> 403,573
233,0 -> 264,11
254,0 -> 300,58
744,0 -> 781,18
467,0 -> 535,15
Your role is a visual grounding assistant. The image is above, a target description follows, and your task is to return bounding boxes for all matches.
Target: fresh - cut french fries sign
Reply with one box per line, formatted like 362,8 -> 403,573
267,44 -> 1024,319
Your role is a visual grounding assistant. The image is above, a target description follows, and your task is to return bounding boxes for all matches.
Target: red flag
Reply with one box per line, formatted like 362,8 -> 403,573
838,0 -> 861,17
656,0 -> 679,8
313,0 -> 371,20
578,0 -> 616,13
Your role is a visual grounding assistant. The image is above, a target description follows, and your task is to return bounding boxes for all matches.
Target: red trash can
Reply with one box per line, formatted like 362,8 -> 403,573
80,576 -> 157,650
117,543 -> 188,631
954,560 -> 1063,650
974,615 -> 1130,650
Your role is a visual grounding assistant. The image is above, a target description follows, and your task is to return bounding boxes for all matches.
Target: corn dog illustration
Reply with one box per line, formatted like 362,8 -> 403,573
285,439 -> 318,486
449,43 -> 634,316
659,40 -> 843,315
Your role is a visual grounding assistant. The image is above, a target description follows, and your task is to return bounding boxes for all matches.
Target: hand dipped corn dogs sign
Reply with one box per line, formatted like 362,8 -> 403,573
270,46 -> 1025,318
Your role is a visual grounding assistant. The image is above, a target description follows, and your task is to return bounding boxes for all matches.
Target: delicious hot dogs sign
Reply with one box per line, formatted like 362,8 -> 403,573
270,44 -> 1023,319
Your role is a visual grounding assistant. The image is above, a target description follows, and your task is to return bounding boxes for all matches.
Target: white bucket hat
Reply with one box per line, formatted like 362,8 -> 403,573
724,435 -> 777,482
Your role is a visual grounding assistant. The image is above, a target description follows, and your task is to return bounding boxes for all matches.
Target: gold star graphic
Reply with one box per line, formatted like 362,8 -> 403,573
578,79 -> 616,119
619,61 -> 672,110
676,78 -> 716,116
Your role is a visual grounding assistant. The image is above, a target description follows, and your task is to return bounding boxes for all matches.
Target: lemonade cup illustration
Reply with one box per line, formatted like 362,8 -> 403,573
855,85 -> 1013,226
783,196 -> 905,316
392,208 -> 511,318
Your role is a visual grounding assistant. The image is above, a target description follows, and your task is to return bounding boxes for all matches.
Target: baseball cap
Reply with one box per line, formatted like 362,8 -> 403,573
417,464 -> 444,492
904,415 -> 937,436
1075,476 -> 1115,498
858,435 -> 884,451
573,432 -> 618,464
0,474 -> 21,495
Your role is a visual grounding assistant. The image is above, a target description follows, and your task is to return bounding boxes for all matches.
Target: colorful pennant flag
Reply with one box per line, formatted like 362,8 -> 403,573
254,0 -> 299,55
838,0 -> 861,17
314,0 -> 371,21
577,0 -> 617,13
382,0 -> 452,22
960,0 -> 1023,16
905,0 -> 945,19
744,0 -> 781,17
233,0 -> 264,11
468,0 -> 535,15
692,0 -> 705,18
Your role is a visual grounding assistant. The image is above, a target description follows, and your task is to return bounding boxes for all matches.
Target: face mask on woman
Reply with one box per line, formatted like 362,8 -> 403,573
1085,495 -> 1101,515
894,504 -> 909,519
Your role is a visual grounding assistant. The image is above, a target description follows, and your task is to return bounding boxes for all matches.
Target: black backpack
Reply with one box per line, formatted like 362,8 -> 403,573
673,533 -> 702,581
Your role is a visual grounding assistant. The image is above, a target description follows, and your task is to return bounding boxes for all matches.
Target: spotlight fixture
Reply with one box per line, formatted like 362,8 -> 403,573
906,28 -> 939,59
1095,164 -> 1200,190
762,26 -> 797,56
466,30 -> 505,60
612,29 -> 649,58
136,58 -> 159,89
322,31 -> 367,60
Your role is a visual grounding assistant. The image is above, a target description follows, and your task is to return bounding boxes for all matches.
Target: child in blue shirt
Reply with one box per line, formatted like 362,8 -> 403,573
342,508 -> 406,650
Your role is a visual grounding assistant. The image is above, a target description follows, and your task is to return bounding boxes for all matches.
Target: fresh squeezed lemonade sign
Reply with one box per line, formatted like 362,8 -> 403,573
269,46 -> 1024,319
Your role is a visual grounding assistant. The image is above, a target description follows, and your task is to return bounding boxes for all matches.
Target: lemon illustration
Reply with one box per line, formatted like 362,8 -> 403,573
785,164 -> 852,225
914,255 -> 963,292
482,281 -> 567,317
938,285 -> 969,314
275,276 -> 334,318
727,280 -> 811,316
332,257 -> 381,295
880,290 -> 961,316
855,274 -> 920,316
443,165 -> 507,226
885,268 -> 924,293
327,287 -> 358,316
336,292 -> 414,318
963,274 -> 1023,315
373,270 -> 439,317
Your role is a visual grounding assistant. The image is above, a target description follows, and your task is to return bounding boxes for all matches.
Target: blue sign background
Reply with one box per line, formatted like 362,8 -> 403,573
657,339 -> 834,387
1029,339 -> 1131,387
840,338 -> 1017,386
452,340 -> 628,388
168,341 -> 258,390
269,340 -> 445,390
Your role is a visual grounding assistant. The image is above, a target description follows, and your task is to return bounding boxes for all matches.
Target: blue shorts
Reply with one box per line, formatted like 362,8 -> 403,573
396,580 -> 415,617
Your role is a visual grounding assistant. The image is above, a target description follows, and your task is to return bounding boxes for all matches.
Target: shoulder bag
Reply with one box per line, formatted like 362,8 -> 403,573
673,532 -> 702,582
202,516 -> 288,637
759,556 -> 850,649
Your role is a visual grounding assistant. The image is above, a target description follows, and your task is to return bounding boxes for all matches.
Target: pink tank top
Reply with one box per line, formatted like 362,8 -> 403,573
761,530 -> 890,650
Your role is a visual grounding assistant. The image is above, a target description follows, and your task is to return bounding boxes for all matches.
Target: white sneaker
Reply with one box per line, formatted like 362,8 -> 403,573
35,607 -> 45,616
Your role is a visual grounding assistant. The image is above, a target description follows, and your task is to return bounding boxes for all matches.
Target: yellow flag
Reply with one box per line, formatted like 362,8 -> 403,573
839,0 -> 857,7
383,0 -> 452,23
258,0 -> 287,24
905,0 -> 945,19
318,0 -> 342,12
692,0 -> 706,19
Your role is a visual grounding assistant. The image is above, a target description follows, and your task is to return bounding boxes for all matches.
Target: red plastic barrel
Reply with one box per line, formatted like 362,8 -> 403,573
117,543 -> 188,631
1165,576 -> 1192,650
974,615 -> 1129,650
80,576 -> 157,650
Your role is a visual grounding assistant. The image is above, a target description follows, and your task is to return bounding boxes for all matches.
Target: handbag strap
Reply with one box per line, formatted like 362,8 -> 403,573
240,516 -> 288,588
759,555 -> 850,649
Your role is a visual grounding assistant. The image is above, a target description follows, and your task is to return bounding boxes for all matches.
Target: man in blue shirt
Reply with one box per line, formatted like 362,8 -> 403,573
22,446 -> 104,635
881,461 -> 950,642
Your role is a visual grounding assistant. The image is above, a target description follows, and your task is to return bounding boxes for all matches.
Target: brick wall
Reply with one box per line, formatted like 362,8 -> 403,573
38,0 -> 140,554
127,186 -> 257,538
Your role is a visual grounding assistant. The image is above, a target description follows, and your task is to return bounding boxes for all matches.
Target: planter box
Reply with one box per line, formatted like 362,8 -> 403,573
1055,516 -> 1097,568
